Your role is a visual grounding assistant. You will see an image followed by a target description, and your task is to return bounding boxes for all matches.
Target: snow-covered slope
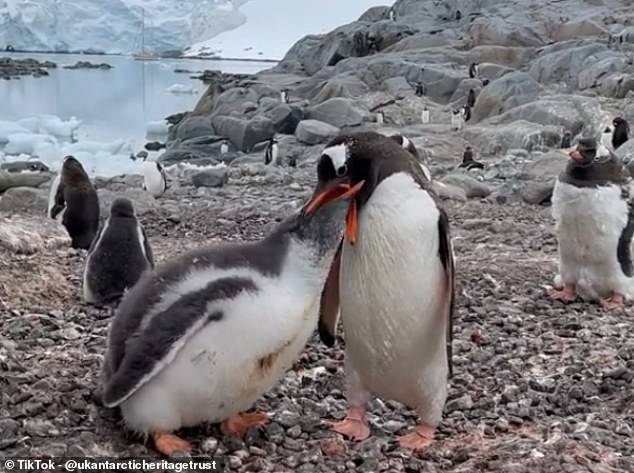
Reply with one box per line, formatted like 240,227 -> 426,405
186,0 -> 391,60
0,0 -> 391,59
0,0 -> 250,54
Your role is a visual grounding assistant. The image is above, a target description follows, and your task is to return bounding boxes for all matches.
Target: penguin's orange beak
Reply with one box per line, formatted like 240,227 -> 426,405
305,180 -> 366,244
569,150 -> 583,161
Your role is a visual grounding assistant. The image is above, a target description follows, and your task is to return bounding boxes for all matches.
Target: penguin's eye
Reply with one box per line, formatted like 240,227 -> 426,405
336,163 -> 348,177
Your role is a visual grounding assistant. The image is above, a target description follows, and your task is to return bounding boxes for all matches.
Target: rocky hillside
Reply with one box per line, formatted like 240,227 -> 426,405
160,0 -> 634,204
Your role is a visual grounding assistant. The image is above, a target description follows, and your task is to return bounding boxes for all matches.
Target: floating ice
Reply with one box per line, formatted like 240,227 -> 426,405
17,115 -> 81,139
4,133 -> 59,155
166,83 -> 197,94
146,120 -> 170,135
0,121 -> 31,144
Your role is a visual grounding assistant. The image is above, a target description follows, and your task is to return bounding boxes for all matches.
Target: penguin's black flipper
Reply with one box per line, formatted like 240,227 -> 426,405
318,240 -> 342,347
437,208 -> 455,378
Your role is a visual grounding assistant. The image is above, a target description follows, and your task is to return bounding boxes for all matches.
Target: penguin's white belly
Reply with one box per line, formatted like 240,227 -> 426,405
552,180 -> 633,298
142,163 -> 166,197
340,173 -> 448,408
119,282 -> 321,433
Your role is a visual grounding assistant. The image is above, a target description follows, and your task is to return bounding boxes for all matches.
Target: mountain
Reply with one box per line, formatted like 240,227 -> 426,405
0,0 -> 391,59
0,0 -> 250,55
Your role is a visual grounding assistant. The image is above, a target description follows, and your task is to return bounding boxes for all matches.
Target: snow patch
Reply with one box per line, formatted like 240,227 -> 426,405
146,120 -> 169,135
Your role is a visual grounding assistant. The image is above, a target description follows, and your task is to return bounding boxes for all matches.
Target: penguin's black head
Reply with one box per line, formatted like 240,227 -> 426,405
613,117 -> 628,130
564,137 -> 628,185
110,198 -> 135,218
61,155 -> 89,186
305,132 -> 422,244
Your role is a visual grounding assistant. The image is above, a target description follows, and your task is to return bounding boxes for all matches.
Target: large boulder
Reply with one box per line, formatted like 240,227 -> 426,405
0,187 -> 48,214
440,174 -> 492,199
472,72 -> 542,122
268,104 -> 305,134
0,214 -> 70,254
175,116 -> 215,141
306,98 -> 367,128
158,135 -> 227,166
468,16 -> 545,47
211,115 -> 275,152
464,121 -> 561,155
295,120 -> 340,145
597,73 -> 634,99
191,167 -> 230,188
546,20 -> 607,43
0,171 -> 51,193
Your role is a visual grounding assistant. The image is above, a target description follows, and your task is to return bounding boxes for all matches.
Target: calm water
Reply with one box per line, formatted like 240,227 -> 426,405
0,52 -> 273,175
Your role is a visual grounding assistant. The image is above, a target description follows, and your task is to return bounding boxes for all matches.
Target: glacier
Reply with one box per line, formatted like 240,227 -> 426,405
0,0 -> 390,59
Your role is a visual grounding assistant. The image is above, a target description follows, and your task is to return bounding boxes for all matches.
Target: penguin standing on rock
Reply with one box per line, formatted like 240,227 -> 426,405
459,146 -> 484,170
388,7 -> 396,21
469,62 -> 480,79
101,195 -> 351,455
264,137 -> 279,165
220,140 -> 229,155
613,117 -> 630,150
560,131 -> 572,149
280,88 -> 290,104
50,156 -> 99,249
461,105 -> 471,122
306,132 -> 455,450
84,198 -> 154,305
142,158 -> 168,198
550,137 -> 634,310
451,109 -> 464,130
415,81 -> 425,97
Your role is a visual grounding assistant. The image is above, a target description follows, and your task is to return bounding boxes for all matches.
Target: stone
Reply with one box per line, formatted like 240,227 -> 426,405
472,72 -> 542,122
211,115 -> 275,152
0,187 -> 48,214
145,141 -> 166,151
306,98 -> 367,128
190,167 -> 230,188
468,16 -> 545,47
0,214 -> 70,254
295,120 -> 340,145
175,116 -> 215,141
441,174 -> 492,199
268,104 -> 305,134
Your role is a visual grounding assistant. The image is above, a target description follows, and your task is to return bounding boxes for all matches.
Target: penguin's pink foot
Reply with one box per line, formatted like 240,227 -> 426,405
330,407 -> 370,441
548,284 -> 577,303
397,424 -> 434,451
221,411 -> 269,437
600,292 -> 624,311
152,432 -> 192,456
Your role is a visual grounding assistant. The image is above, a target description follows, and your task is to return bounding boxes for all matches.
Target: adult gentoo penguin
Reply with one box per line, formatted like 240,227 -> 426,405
613,117 -> 630,150
451,109 -> 464,130
467,89 -> 476,108
305,132 -> 454,450
469,62 -> 480,79
560,131 -> 572,149
50,156 -> 99,249
264,137 -> 279,165
142,158 -> 168,198
220,140 -> 229,155
83,198 -> 154,305
550,137 -> 634,310
459,146 -> 484,170
101,196 -> 350,455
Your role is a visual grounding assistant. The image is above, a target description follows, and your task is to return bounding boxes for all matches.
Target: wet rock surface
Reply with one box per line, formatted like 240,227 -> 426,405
0,56 -> 56,79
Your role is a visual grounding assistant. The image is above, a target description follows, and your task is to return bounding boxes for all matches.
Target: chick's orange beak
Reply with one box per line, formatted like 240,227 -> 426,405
569,150 -> 583,161
305,180 -> 366,245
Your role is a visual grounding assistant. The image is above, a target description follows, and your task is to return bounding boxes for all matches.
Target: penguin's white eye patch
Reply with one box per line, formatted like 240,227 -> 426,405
322,143 -> 348,172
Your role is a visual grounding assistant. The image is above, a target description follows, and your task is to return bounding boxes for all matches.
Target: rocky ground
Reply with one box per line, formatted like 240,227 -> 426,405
1,162 -> 633,472
0,57 -> 56,80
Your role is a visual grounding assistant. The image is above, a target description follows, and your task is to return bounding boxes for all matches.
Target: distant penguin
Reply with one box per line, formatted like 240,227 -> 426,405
50,156 -> 99,250
481,78 -> 490,87
560,131 -> 572,149
459,146 -> 484,170
613,117 -> 630,150
101,195 -> 350,456
415,81 -> 425,97
142,158 -> 168,198
421,106 -> 430,124
601,127 -> 614,151
469,62 -> 480,79
467,89 -> 476,108
455,10 -> 462,20
388,7 -> 396,21
220,140 -> 229,155
550,138 -> 634,310
390,134 -> 432,182
451,109 -> 464,131
376,111 -> 384,125
264,137 -> 279,165
461,105 -> 471,122
280,88 -> 290,103
288,154 -> 297,167
83,198 -> 154,305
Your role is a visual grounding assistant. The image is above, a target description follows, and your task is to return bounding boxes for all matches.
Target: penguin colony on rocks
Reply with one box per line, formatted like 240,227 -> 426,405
32,74 -> 632,456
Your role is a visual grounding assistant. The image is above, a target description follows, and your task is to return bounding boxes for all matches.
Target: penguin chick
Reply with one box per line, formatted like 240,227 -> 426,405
613,117 -> 630,150
307,132 -> 454,451
101,196 -> 351,455
50,156 -> 100,249
550,137 -> 634,310
83,198 -> 154,305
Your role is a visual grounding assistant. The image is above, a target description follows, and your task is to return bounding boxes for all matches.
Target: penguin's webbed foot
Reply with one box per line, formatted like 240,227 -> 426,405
221,411 -> 269,437
600,292 -> 625,311
397,423 -> 434,451
329,407 -> 370,441
548,284 -> 577,303
152,432 -> 192,456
